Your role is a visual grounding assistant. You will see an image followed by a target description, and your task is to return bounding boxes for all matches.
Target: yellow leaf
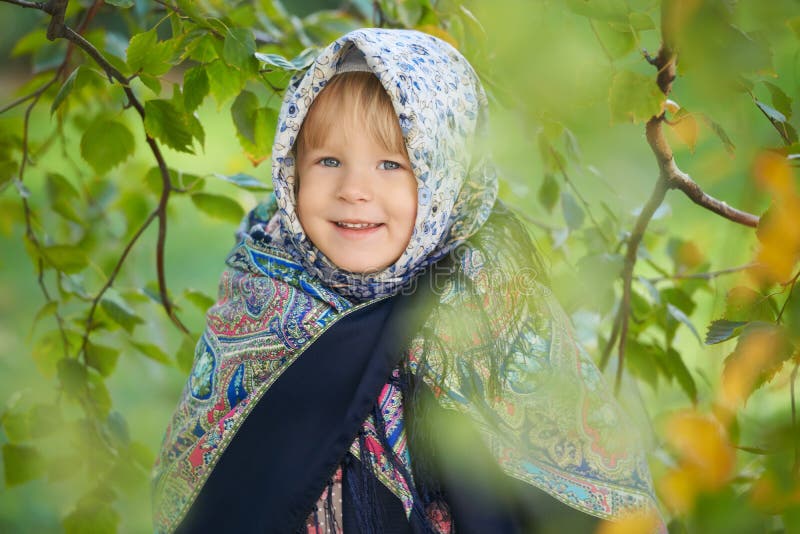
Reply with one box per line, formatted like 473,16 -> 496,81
720,327 -> 786,406
670,113 -> 699,153
657,466 -> 697,515
664,411 -> 734,488
595,511 -> 662,534
754,151 -> 794,196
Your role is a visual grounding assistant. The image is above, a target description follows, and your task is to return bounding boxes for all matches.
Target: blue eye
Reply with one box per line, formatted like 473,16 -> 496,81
379,161 -> 401,171
320,157 -> 340,167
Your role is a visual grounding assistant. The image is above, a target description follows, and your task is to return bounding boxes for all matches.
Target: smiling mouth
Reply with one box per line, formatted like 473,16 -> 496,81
334,221 -> 382,229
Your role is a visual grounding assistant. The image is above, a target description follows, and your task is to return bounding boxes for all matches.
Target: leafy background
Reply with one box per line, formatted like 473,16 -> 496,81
1,0 -> 799,532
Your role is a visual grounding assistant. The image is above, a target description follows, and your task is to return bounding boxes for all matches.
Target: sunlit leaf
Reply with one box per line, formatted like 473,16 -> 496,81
80,119 -> 136,175
183,288 -> 215,311
223,28 -> 256,70
723,286 -> 775,322
564,0 -> 628,23
207,59 -> 245,105
721,323 -> 794,406
191,193 -> 245,223
127,29 -> 173,76
609,70 -> 664,124
670,110 -> 699,153
183,66 -> 209,112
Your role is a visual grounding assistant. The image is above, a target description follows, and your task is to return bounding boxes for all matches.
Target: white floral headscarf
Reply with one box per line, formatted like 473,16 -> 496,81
272,28 -> 498,300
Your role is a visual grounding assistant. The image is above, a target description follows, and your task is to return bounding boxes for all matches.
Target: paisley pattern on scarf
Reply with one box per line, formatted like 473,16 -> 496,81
272,28 -> 497,300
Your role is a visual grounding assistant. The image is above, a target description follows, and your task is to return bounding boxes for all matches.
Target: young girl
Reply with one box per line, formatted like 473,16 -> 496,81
152,28 -> 663,533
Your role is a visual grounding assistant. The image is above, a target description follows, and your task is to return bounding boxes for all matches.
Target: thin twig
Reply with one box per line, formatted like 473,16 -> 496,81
776,270 -> 800,324
550,147 -> 613,246
78,210 -> 159,360
647,263 -> 757,284
791,361 -> 799,476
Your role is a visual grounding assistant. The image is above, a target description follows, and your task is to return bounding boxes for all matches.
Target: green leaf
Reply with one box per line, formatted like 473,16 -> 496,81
207,60 -> 245,105
183,66 -> 210,112
223,28 -> 256,69
591,22 -> 635,59
87,372 -> 112,418
144,99 -> 194,153
2,409 -> 30,443
51,66 -> 80,114
763,81 -> 792,120
32,330 -> 63,378
3,444 -> 45,486
183,288 -> 215,311
537,173 -> 559,213
191,193 -> 245,223
80,119 -> 136,175
127,29 -> 173,76
789,16 -> 800,40
31,301 -> 58,332
57,358 -> 88,397
46,173 -> 82,224
561,191 -> 584,230
105,0 -> 133,6
131,341 -> 171,365
43,245 -> 89,273
724,286 -> 775,322
254,52 -> 302,71
700,115 -> 735,154
705,319 -> 749,345
100,295 -> 144,333
214,172 -> 270,191
564,0 -> 628,23
139,73 -> 162,94
756,99 -> 787,123
608,70 -> 664,124
628,12 -> 655,30
11,29 -> 48,58
85,343 -> 120,377
665,347 -> 698,404
62,498 -> 120,534
231,90 -> 260,144
176,336 -> 197,374
667,303 -> 702,343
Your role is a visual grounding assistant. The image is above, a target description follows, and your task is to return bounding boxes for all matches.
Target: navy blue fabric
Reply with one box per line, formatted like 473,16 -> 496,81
174,281 -> 434,534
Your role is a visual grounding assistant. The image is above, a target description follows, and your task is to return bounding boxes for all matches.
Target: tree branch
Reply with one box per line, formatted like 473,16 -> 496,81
0,0 -> 48,9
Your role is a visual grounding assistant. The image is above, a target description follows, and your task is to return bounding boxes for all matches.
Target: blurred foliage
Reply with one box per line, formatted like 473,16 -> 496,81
0,0 -> 799,532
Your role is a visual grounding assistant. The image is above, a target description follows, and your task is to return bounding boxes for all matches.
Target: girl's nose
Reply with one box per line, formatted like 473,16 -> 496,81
336,169 -> 373,202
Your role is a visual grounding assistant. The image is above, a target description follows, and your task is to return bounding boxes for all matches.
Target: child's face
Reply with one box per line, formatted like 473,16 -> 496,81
296,112 -> 417,274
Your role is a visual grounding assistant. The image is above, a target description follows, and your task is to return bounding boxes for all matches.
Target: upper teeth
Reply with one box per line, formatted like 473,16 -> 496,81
337,222 -> 379,229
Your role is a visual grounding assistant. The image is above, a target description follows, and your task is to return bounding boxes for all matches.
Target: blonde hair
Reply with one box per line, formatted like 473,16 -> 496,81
295,71 -> 407,156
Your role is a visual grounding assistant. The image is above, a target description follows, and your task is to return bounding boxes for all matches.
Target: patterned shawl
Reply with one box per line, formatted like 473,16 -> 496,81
151,28 -> 664,532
